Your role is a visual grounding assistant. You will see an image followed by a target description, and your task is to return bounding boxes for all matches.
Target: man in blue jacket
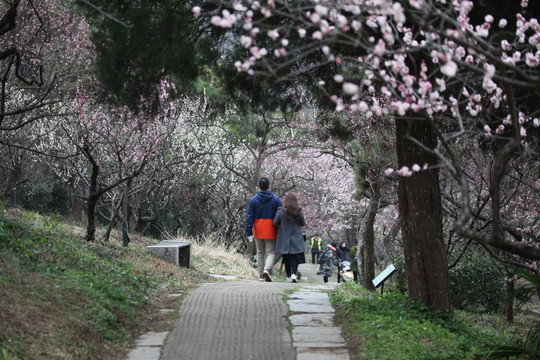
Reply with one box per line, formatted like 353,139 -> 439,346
246,177 -> 282,282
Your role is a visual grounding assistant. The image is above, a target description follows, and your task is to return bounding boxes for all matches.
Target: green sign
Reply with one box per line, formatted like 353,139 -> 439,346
372,264 -> 396,288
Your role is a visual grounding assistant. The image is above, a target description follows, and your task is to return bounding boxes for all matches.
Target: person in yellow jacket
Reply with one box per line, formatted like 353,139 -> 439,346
309,235 -> 323,264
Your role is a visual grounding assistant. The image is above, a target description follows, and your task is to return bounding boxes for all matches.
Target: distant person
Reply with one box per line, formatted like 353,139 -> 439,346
274,193 -> 306,283
336,241 -> 351,283
317,242 -> 340,283
350,246 -> 359,284
336,241 -> 350,262
309,234 -> 323,264
246,177 -> 283,282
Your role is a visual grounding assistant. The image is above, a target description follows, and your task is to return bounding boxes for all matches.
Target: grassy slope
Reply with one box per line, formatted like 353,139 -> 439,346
331,282 -> 539,360
0,208 -> 256,360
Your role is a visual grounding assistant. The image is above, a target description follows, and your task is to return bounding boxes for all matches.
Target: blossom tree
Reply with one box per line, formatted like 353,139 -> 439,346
196,0 -> 540,310
182,102 -> 364,252
0,0 -> 93,197
34,78 -> 196,242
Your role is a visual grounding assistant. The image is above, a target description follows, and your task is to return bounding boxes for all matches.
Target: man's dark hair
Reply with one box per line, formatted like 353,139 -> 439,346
258,177 -> 270,190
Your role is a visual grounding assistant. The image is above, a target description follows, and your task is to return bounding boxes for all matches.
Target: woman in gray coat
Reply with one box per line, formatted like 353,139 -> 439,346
273,192 -> 306,283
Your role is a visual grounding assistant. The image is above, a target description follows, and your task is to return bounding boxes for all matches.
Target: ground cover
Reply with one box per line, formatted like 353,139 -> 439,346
330,282 -> 539,360
0,208 -> 255,360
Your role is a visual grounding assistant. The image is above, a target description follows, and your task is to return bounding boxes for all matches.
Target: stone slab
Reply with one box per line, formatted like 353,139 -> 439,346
126,346 -> 161,360
293,326 -> 343,338
289,313 -> 334,327
288,301 -> 335,313
296,347 -> 350,360
289,291 -> 331,305
292,326 -> 345,347
208,274 -> 237,280
136,331 -> 169,346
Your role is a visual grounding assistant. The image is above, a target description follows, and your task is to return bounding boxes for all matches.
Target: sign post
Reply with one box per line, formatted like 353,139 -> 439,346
372,264 -> 396,294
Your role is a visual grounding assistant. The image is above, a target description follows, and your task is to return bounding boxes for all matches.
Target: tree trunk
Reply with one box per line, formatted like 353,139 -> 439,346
361,199 -> 377,290
121,180 -> 131,247
85,194 -> 98,242
85,153 -> 100,242
506,278 -> 515,323
396,118 -> 451,311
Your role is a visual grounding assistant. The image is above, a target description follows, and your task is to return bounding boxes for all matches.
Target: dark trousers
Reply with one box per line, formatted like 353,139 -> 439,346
311,252 -> 319,264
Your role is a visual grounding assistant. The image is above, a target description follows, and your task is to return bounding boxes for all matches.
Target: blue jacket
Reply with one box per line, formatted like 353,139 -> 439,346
246,190 -> 282,239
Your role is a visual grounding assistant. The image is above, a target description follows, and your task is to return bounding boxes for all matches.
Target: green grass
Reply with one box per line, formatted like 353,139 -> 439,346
329,282 -> 537,360
0,209 -> 203,360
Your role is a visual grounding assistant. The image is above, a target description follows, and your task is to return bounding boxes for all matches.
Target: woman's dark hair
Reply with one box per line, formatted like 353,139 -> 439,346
283,193 -> 301,223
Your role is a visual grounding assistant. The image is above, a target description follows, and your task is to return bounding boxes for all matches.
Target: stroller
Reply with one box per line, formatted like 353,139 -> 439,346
339,261 -> 354,282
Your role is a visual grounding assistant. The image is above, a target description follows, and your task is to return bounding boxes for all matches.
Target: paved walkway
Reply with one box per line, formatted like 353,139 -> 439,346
127,263 -> 349,360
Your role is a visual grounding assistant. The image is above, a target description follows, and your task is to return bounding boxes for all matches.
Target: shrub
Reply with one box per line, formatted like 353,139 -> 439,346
449,251 -> 506,313
386,256 -> 408,294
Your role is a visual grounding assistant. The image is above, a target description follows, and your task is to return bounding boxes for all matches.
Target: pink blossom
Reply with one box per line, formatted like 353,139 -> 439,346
525,52 -> 539,67
484,63 -> 495,78
315,5 -> 329,16
385,168 -> 394,176
397,166 -> 413,177
240,35 -> 252,48
192,6 -> 201,15
343,82 -> 359,95
310,12 -> 321,24
373,39 -> 386,56
249,46 -> 267,59
440,60 -> 458,77
267,29 -> 279,40
211,16 -> 221,26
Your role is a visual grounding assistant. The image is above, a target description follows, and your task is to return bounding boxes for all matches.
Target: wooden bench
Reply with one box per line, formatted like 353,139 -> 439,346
146,240 -> 192,268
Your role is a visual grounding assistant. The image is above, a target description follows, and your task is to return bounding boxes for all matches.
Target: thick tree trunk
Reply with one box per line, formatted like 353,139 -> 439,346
361,199 -> 377,290
396,118 -> 451,311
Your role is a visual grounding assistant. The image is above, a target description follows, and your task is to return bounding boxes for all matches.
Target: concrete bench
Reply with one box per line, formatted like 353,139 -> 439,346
146,240 -> 192,268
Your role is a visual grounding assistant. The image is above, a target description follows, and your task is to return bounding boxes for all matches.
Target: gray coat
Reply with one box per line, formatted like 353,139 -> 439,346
273,208 -> 306,255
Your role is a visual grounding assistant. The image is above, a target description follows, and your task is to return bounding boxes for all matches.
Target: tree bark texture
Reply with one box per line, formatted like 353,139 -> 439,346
396,118 -> 451,311
361,199 -> 377,291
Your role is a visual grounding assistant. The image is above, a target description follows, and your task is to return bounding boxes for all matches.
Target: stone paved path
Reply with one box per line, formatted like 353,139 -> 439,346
160,281 -> 298,360
127,263 -> 349,360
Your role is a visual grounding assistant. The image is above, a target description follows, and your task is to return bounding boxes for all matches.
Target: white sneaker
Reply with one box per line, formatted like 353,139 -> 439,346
263,270 -> 272,282
291,274 -> 297,283
287,277 -> 292,282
